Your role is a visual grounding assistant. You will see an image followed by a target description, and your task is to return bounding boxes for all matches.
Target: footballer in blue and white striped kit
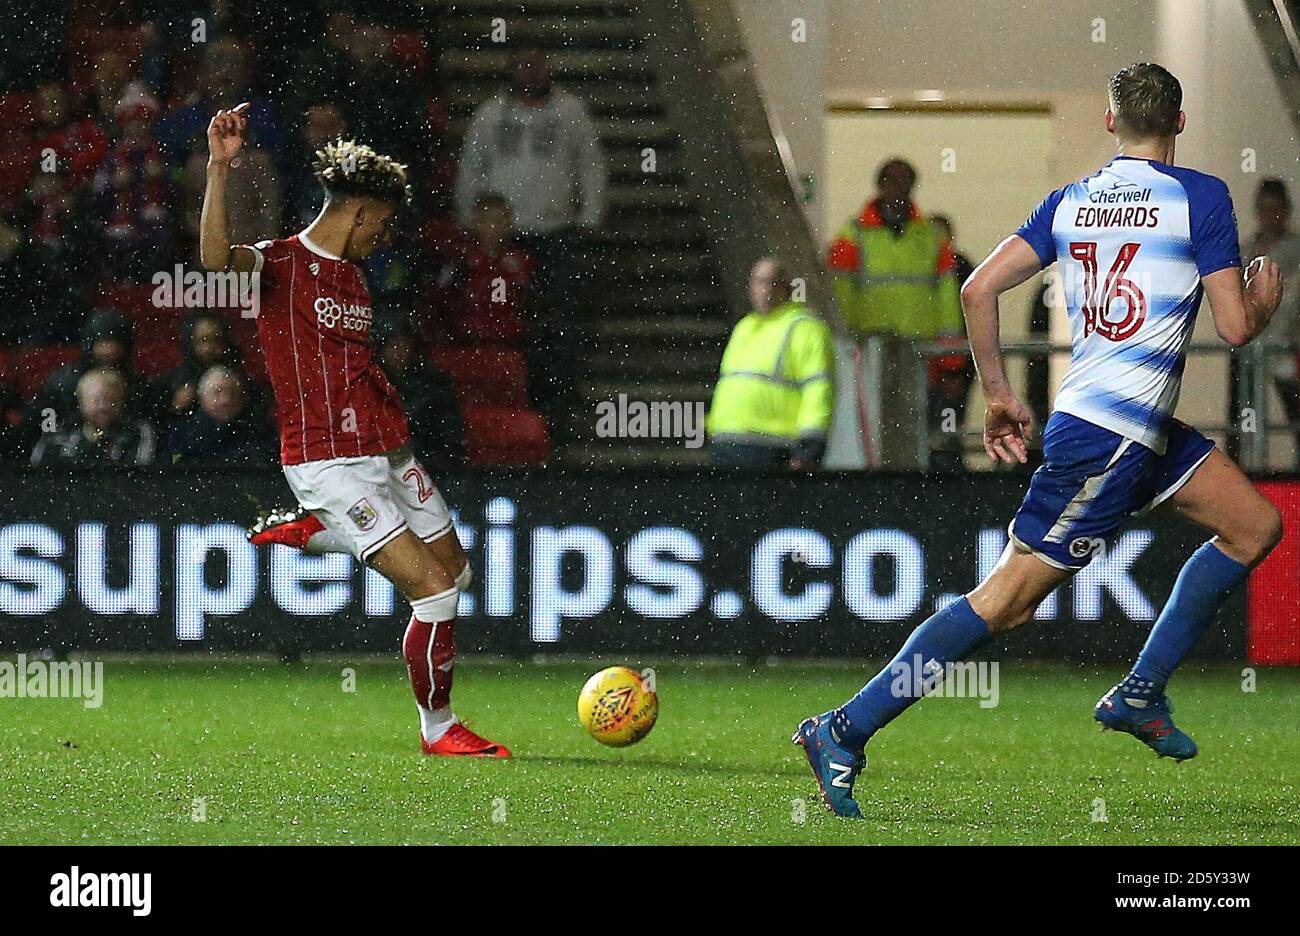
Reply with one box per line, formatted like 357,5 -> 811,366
795,63 -> 1286,818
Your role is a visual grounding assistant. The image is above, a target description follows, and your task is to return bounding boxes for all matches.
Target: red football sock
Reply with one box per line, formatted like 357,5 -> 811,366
402,616 -> 455,713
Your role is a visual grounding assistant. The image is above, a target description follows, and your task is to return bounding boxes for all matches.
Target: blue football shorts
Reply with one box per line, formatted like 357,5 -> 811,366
1009,411 -> 1215,570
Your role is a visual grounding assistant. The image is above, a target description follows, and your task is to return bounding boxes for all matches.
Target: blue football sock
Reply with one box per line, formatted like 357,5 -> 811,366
834,597 -> 991,750
1122,542 -> 1249,701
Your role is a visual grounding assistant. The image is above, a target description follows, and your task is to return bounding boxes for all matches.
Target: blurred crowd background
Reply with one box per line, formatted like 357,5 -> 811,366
1,0 -> 607,469
3,1 -> 1297,475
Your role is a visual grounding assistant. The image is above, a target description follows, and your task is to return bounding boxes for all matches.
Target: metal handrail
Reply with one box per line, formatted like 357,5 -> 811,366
909,339 -> 1300,470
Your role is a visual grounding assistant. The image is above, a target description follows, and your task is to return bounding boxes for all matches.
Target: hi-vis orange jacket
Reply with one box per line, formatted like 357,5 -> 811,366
826,200 -> 962,339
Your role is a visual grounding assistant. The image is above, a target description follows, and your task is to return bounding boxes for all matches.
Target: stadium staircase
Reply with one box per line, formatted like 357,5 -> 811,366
1243,0 -> 1300,138
438,0 -> 821,467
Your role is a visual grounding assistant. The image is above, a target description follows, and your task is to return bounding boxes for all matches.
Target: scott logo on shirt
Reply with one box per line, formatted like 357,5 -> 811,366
314,296 -> 373,333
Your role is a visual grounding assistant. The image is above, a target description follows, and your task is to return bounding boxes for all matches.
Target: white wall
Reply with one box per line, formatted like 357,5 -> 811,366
732,0 -> 829,236
732,0 -> 1300,463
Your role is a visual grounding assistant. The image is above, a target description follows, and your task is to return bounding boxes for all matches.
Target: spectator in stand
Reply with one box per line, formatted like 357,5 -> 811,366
154,38 -> 285,171
182,120 -> 279,247
18,159 -> 98,288
1245,178 -> 1300,461
34,81 -> 109,186
931,215 -> 975,285
0,207 -> 88,347
454,50 -> 607,239
284,103 -> 347,229
426,193 -> 531,347
287,13 -> 358,124
373,317 -> 464,471
927,214 -> 977,473
92,81 -> 178,281
826,158 -> 963,469
164,365 -> 275,465
454,49 -> 606,432
30,368 -> 157,467
334,23 -> 430,169
0,1 -> 66,90
26,309 -> 153,435
155,310 -> 261,421
0,379 -> 20,462
82,49 -> 132,138
707,258 -> 835,470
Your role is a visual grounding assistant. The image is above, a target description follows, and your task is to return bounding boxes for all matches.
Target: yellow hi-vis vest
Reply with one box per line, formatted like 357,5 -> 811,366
830,216 -> 962,338
706,301 -> 835,447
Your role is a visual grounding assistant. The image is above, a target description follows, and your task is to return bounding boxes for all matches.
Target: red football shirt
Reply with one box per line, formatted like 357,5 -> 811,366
245,233 -> 410,465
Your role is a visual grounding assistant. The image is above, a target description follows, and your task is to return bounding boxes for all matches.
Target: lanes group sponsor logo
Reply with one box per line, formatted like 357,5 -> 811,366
313,296 -> 372,332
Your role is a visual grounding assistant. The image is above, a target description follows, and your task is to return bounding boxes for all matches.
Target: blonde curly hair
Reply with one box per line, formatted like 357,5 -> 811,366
312,138 -> 412,207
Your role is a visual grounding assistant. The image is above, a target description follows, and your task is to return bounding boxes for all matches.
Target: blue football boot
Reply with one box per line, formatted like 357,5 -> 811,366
792,711 -> 866,819
1094,685 -> 1198,761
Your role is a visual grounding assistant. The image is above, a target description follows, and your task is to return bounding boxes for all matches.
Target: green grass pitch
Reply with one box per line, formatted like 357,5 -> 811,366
3,658 -> 1298,845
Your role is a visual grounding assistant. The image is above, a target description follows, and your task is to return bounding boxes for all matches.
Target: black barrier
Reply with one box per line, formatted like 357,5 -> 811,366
0,467 -> 1241,660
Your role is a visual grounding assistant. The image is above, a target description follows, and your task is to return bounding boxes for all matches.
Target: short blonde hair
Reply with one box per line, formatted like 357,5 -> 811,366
313,138 -> 412,207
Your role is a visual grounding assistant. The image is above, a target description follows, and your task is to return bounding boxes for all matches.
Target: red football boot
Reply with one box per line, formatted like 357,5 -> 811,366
247,505 -> 325,550
421,723 -> 512,758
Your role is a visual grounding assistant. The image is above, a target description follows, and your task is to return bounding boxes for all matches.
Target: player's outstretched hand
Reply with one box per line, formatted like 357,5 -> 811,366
983,394 -> 1033,465
1244,256 -> 1283,321
207,102 -> 251,166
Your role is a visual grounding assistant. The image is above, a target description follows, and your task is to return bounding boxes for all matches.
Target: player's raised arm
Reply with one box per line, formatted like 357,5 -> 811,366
200,103 -> 257,272
1202,257 -> 1284,347
960,234 -> 1044,464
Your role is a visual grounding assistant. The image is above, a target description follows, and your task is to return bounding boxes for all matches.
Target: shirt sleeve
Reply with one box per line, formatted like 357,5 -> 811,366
239,239 -> 274,273
1186,175 -> 1242,277
1015,187 -> 1066,267
453,102 -> 494,223
789,317 -> 835,438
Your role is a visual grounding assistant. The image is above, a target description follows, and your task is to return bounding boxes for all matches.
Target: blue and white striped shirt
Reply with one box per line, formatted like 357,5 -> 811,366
1017,156 -> 1241,453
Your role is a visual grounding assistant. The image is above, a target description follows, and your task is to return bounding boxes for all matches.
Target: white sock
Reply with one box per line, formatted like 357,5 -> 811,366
411,587 -> 459,623
420,705 -> 458,742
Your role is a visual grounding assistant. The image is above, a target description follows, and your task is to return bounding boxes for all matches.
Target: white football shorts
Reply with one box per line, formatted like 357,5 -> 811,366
282,447 -> 454,561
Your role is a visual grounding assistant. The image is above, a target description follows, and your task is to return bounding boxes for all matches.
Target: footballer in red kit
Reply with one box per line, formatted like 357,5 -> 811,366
200,103 -> 509,757
246,233 -> 411,466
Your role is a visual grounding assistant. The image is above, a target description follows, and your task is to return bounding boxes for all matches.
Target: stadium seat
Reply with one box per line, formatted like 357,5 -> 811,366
462,405 -> 550,465
390,31 -> 429,72
431,348 -> 530,406
0,134 -> 35,209
0,93 -> 36,131
95,284 -> 160,318
225,315 -> 269,386
18,346 -> 80,401
133,341 -> 181,378
68,25 -> 145,72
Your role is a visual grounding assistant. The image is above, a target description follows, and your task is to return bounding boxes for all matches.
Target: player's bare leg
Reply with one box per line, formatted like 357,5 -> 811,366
967,545 -> 1073,634
369,529 -> 510,758
1160,448 -> 1282,568
1096,449 -> 1282,760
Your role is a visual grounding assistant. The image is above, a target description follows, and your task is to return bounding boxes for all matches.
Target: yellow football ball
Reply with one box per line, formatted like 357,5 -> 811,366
577,666 -> 658,747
